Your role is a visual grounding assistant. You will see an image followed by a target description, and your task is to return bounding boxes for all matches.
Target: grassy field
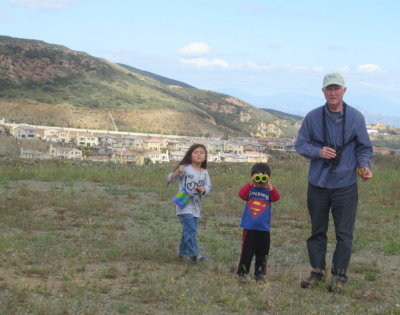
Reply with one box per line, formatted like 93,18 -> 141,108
0,153 -> 399,314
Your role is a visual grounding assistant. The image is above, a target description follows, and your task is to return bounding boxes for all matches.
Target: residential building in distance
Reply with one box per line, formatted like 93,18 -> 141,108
44,128 -> 70,143
20,148 -> 51,160
169,150 -> 185,161
144,150 -> 170,164
48,145 -> 83,160
2,121 -> 301,164
13,124 -> 37,139
143,137 -> 169,151
112,150 -> 141,164
76,133 -> 99,147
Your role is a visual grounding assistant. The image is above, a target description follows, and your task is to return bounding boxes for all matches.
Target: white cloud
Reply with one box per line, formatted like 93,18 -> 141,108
234,61 -> 273,71
266,42 -> 283,49
244,4 -> 266,14
324,45 -> 348,51
177,42 -> 210,56
336,66 -> 351,74
0,6 -> 12,22
357,64 -> 385,74
235,61 -> 324,73
359,81 -> 400,92
10,0 -> 77,9
311,66 -> 324,72
179,58 -> 229,68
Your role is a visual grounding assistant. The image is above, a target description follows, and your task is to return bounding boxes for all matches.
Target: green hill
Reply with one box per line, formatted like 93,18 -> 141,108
0,35 -> 301,137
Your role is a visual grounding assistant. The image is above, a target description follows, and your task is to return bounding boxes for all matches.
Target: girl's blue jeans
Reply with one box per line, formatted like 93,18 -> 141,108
178,213 -> 199,258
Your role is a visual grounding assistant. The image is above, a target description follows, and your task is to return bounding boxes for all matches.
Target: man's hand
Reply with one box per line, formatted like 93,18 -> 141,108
319,146 -> 337,159
359,167 -> 373,181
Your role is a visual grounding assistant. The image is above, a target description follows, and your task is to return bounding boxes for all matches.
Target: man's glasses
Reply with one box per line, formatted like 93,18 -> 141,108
254,174 -> 268,183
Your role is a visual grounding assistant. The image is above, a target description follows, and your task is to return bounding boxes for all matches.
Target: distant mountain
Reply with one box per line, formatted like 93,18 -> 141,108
117,63 -> 195,88
219,89 -> 400,128
0,35 -> 300,137
261,108 -> 303,120
216,89 -> 321,117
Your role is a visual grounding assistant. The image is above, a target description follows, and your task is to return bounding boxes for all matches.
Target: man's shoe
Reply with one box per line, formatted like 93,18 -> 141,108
300,271 -> 325,288
327,275 -> 347,292
255,274 -> 266,282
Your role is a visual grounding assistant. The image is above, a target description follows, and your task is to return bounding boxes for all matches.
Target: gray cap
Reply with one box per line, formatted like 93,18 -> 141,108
322,73 -> 345,88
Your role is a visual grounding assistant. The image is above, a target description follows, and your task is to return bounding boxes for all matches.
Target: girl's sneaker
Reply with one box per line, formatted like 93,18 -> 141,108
192,255 -> 208,263
255,274 -> 266,282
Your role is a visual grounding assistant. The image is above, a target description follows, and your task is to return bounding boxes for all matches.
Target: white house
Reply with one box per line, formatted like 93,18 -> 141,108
49,145 -> 83,160
243,151 -> 269,163
144,150 -> 170,164
20,149 -> 51,160
76,133 -> 99,147
13,124 -> 36,139
169,150 -> 185,161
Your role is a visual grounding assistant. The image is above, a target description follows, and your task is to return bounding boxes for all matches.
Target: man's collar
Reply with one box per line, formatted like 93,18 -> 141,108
325,102 -> 346,115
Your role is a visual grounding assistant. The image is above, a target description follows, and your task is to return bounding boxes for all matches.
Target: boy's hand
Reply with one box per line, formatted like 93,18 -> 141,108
267,178 -> 274,190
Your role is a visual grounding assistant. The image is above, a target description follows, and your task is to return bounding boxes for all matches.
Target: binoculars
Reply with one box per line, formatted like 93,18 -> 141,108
323,145 -> 343,170
254,173 -> 268,183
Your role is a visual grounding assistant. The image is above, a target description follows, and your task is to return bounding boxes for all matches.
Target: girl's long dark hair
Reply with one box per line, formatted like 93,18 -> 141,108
177,143 -> 208,169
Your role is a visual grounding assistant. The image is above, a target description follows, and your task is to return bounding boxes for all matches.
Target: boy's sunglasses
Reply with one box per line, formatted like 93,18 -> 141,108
254,174 -> 268,183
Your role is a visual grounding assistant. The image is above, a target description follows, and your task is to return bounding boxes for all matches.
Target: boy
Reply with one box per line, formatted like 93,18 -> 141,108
237,163 -> 280,282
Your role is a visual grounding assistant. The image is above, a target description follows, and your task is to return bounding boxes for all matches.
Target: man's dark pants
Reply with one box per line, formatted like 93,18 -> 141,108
307,183 -> 358,277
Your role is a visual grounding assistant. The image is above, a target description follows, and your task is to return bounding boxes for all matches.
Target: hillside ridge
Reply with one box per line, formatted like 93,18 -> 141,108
0,35 -> 301,137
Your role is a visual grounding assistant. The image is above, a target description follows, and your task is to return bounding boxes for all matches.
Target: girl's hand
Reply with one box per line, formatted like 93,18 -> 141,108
178,164 -> 186,173
170,164 -> 186,181
196,186 -> 206,195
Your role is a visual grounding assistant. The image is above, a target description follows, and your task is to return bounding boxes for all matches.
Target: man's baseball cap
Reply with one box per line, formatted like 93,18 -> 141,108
322,73 -> 345,88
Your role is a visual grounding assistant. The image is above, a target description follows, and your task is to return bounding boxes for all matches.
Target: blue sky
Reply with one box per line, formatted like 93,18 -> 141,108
1,0 -> 400,124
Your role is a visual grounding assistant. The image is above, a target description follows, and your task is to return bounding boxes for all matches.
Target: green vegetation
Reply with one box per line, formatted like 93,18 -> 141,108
370,126 -> 400,149
0,154 -> 398,314
0,36 -> 302,137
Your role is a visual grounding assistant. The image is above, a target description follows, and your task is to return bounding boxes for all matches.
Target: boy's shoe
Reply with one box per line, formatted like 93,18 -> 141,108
237,274 -> 248,283
327,275 -> 347,293
300,271 -> 325,288
192,255 -> 208,263
255,274 -> 266,282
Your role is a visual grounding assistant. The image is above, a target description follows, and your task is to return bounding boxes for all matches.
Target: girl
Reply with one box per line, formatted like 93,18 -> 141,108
167,144 -> 212,263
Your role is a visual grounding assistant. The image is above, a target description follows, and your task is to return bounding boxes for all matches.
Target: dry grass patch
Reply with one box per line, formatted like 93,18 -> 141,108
0,157 -> 398,314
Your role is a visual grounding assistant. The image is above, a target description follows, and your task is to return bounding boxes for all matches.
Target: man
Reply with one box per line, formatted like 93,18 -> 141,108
295,73 -> 373,292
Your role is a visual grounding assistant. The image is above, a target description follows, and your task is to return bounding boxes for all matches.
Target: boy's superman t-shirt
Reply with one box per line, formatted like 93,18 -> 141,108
240,187 -> 272,231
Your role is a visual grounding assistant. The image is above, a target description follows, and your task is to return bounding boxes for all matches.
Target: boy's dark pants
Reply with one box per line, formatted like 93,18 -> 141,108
237,229 -> 270,276
307,183 -> 358,277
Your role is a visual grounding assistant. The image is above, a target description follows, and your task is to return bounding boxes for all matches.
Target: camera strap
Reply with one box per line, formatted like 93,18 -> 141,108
322,102 -> 346,149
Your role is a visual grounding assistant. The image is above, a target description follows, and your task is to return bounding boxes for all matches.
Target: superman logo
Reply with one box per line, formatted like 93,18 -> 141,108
248,199 -> 268,217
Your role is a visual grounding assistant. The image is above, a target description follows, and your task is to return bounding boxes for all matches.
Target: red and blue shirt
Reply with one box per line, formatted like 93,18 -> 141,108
238,183 -> 280,231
